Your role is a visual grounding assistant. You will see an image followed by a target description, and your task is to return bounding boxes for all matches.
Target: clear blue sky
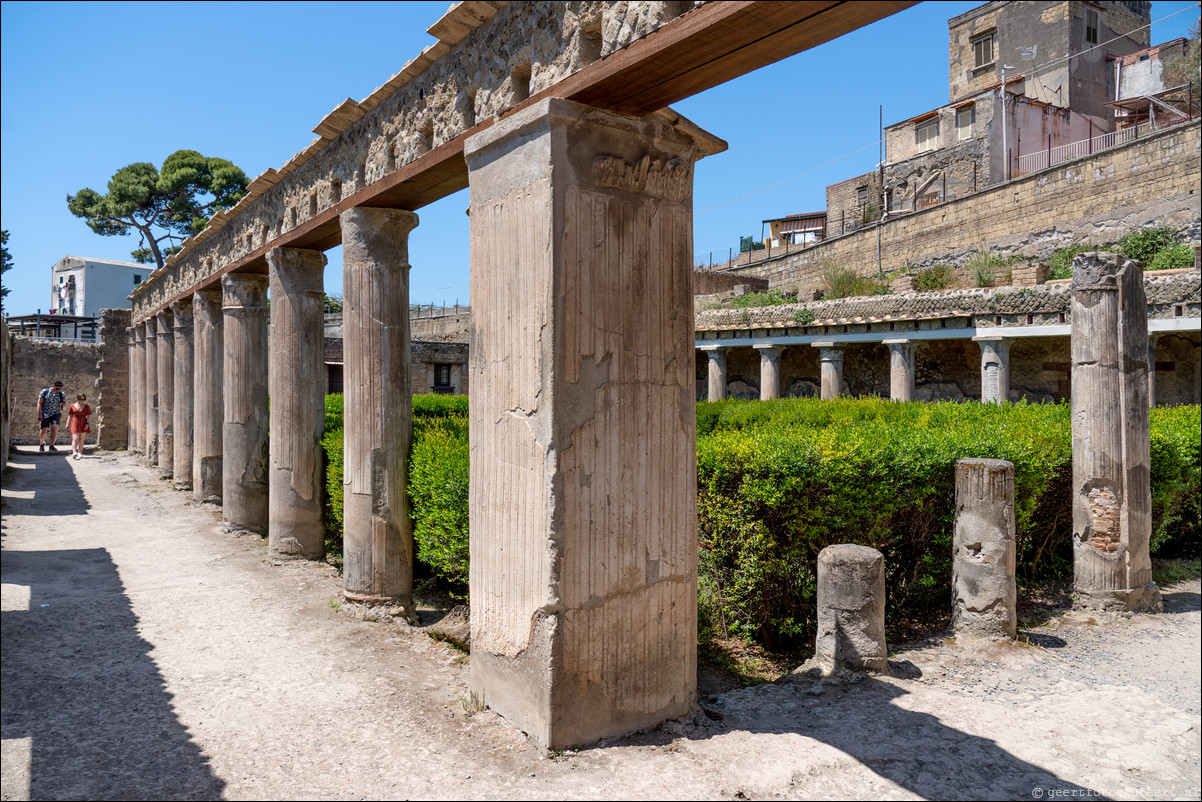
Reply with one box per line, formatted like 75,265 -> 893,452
1,1 -> 1196,316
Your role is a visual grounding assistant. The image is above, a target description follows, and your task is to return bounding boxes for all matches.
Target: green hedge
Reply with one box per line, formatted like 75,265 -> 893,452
321,394 -> 1200,651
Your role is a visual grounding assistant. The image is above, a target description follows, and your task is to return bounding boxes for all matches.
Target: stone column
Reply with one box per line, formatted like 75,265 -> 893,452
267,247 -> 327,560
96,309 -> 131,451
340,207 -> 417,605
884,339 -> 916,402
701,345 -> 727,401
755,344 -> 784,400
464,97 -> 703,749
144,316 -> 159,466
952,458 -> 1016,640
1070,252 -> 1161,612
130,323 -> 145,453
1147,332 -> 1159,409
193,289 -> 224,503
814,544 -> 887,674
172,299 -> 194,491
975,337 -> 1010,404
222,274 -> 269,533
813,342 -> 845,400
155,310 -> 175,479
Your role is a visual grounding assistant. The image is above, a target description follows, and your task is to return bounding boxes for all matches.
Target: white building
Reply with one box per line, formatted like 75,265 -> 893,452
50,256 -> 152,317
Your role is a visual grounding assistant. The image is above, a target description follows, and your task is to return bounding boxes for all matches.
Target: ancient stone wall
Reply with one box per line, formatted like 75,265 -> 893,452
726,120 -> 1201,291
95,309 -> 131,450
10,337 -> 102,445
410,313 -> 472,342
1,320 -> 12,459
693,269 -> 768,296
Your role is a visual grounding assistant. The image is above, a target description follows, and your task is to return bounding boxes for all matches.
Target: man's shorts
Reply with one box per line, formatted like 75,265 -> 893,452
39,413 -> 61,429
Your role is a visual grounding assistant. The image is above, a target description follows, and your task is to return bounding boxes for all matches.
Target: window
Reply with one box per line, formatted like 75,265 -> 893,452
855,186 -> 869,205
1085,8 -> 1099,45
133,274 -> 143,286
972,33 -> 995,69
915,119 -> 939,152
956,106 -> 975,140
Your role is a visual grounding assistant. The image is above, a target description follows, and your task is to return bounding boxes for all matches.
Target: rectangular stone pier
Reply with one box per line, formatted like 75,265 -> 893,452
464,98 -> 715,748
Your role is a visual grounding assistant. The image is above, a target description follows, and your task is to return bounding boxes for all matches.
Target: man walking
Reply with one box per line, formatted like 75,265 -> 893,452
37,380 -> 66,453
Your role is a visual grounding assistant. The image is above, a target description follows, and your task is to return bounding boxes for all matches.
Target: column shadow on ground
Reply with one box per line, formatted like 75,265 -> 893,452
1,547 -> 225,800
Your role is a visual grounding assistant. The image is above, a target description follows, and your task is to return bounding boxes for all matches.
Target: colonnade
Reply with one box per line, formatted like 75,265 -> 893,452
126,97 -> 707,749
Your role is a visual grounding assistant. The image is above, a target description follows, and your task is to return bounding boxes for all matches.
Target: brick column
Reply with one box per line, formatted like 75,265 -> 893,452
340,207 -> 418,606
975,336 -> 1010,404
172,299 -> 194,490
144,316 -> 159,465
701,346 -> 727,401
155,310 -> 174,479
1070,252 -> 1161,612
884,339 -> 916,402
464,98 -> 703,748
222,274 -> 269,532
193,289 -> 224,503
130,322 -> 145,453
95,308 -> 130,450
755,344 -> 784,400
267,247 -> 328,560
813,342 -> 845,400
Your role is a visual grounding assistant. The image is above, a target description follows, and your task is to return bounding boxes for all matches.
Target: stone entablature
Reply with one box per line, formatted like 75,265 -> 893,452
128,1 -> 708,319
695,269 -> 1200,339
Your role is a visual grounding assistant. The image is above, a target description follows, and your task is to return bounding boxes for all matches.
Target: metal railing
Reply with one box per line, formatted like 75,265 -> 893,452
1015,115 -> 1195,176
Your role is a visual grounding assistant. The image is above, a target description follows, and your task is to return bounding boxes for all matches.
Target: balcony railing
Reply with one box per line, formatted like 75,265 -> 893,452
1015,115 -> 1195,176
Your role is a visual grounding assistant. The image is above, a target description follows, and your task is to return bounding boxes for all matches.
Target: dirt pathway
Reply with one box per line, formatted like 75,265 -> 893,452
2,447 -> 1198,800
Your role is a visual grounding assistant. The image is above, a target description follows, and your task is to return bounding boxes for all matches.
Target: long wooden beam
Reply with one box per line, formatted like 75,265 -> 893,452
144,0 -> 916,315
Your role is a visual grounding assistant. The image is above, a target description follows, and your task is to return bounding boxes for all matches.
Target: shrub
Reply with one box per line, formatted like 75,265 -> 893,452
1119,226 -> 1177,264
793,308 -> 815,326
911,263 -> 955,291
822,263 -> 890,299
1148,243 -> 1195,272
730,289 -> 793,309
964,249 -> 1013,287
409,417 -> 470,586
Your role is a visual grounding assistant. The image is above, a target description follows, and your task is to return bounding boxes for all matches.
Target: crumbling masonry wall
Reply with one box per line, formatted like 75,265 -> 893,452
95,309 -> 131,450
9,337 -> 101,445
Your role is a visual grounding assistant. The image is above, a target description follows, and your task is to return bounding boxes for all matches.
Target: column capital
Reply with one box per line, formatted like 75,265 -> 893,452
171,297 -> 194,328
753,342 -> 785,354
340,208 -> 418,270
221,272 -> 268,310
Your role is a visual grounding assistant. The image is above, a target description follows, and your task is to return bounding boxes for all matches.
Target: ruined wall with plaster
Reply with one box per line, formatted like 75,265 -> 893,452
1,320 -> 12,458
10,337 -> 102,445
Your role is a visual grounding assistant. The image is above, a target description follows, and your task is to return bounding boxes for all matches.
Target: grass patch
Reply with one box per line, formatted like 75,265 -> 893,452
1153,557 -> 1202,587
729,289 -> 794,309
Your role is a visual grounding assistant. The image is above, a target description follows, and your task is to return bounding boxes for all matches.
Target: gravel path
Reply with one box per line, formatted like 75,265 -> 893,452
2,447 -> 1198,800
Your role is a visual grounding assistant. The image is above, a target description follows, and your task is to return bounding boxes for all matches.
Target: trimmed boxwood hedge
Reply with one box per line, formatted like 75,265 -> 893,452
322,394 -> 1200,651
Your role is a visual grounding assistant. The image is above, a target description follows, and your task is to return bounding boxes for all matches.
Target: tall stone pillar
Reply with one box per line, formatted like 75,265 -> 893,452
96,309 -> 131,451
813,342 -> 845,400
130,323 -> 145,453
172,299 -> 195,491
267,247 -> 327,560
155,310 -> 175,479
701,346 -> 727,401
193,289 -> 224,503
975,337 -> 1010,404
952,458 -> 1016,640
464,97 -> 705,749
144,316 -> 159,466
755,344 -> 784,400
884,339 -> 916,402
1070,252 -> 1161,612
222,274 -> 269,533
340,207 -> 417,605
1147,332 -> 1159,409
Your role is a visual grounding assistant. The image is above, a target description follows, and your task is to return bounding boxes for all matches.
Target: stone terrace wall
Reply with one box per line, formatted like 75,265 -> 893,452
10,337 -> 102,445
725,120 -> 1202,290
130,0 -> 705,318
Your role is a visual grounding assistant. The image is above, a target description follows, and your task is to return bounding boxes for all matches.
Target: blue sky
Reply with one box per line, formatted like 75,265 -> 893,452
1,1 -> 1196,316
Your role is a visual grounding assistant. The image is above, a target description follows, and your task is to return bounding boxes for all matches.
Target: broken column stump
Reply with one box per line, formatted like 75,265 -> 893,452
1070,251 -> 1162,612
952,458 -> 1016,641
815,544 -> 888,674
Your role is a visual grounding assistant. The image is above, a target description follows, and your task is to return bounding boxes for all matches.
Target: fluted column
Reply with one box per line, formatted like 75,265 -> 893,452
813,342 -> 845,400
222,273 -> 269,533
193,289 -> 224,503
884,339 -> 916,402
340,207 -> 418,606
172,299 -> 195,491
975,337 -> 1010,404
1147,332 -> 1160,409
267,247 -> 328,560
130,323 -> 145,453
755,344 -> 784,400
702,346 -> 727,401
155,310 -> 174,479
144,316 -> 159,466
1070,252 -> 1161,612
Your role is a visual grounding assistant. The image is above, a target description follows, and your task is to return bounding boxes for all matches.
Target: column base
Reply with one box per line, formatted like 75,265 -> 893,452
1074,583 -> 1163,613
342,592 -> 419,623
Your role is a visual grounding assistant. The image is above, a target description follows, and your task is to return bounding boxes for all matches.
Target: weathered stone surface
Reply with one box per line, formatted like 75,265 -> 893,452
193,289 -> 224,503
94,308 -> 131,451
703,347 -> 727,401
340,207 -> 418,608
8,337 -> 99,446
1070,252 -> 1162,612
172,299 -> 194,490
144,317 -> 159,466
130,323 -> 145,453
155,310 -> 174,479
427,605 -> 471,651
885,339 -> 916,402
756,344 -> 783,400
814,343 -> 845,400
222,274 -> 269,533
952,458 -> 1016,641
267,247 -> 327,560
814,544 -> 888,675
975,337 -> 1009,404
465,97 -> 702,749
